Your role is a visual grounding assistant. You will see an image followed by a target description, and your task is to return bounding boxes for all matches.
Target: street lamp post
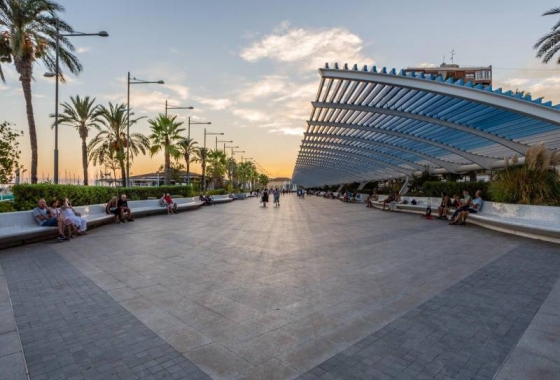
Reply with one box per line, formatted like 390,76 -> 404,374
165,100 -> 193,117
46,19 -> 108,184
203,129 -> 224,191
126,74 -> 164,187
216,139 -> 232,151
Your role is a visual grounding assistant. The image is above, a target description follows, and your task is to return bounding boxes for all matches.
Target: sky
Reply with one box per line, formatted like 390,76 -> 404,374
2,0 -> 560,183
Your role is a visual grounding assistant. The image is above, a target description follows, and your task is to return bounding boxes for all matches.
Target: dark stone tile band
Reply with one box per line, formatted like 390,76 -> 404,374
0,248 -> 211,380
297,245 -> 560,380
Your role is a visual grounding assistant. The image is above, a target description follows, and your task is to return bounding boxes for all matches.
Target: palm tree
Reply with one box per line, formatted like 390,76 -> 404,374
0,0 -> 82,184
535,7 -> 560,63
176,138 -> 198,184
237,161 -> 257,189
195,147 -> 210,191
207,149 -> 228,188
148,114 -> 185,185
258,173 -> 269,188
56,95 -> 102,185
88,102 -> 149,187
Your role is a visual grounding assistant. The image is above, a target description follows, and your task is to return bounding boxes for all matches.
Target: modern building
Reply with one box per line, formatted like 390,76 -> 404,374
405,63 -> 492,86
268,177 -> 293,190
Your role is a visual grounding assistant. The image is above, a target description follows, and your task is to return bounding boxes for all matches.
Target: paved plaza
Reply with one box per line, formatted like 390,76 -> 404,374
1,195 -> 559,380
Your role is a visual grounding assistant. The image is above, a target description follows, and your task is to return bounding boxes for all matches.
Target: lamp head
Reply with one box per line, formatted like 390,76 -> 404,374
44,72 -> 56,78
157,80 -> 165,84
98,31 -> 109,37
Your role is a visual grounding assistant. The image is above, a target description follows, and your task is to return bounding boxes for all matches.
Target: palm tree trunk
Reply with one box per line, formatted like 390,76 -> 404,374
18,60 -> 39,184
202,159 -> 206,192
185,153 -> 190,184
81,137 -> 89,186
165,151 -> 170,185
119,149 -> 126,187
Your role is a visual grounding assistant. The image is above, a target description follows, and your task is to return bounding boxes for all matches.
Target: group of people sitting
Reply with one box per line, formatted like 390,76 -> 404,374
199,193 -> 214,206
105,194 -> 135,223
33,198 -> 89,241
437,189 -> 483,225
159,193 -> 178,214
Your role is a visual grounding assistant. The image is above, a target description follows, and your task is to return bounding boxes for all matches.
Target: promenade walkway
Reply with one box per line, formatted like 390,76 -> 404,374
0,195 -> 559,380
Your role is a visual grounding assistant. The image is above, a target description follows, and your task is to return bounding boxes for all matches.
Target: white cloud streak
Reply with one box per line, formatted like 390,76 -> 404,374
240,25 -> 372,70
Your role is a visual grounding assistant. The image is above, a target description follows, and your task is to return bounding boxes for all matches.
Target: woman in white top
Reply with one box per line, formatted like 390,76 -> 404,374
49,199 -> 76,237
61,199 -> 87,234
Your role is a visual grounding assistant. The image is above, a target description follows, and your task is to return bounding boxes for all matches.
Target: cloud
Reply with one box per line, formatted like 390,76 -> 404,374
416,62 -> 438,68
233,109 -> 270,122
76,47 -> 90,54
163,84 -> 189,100
502,78 -> 530,87
193,96 -> 232,110
240,25 -> 372,70
238,75 -> 288,102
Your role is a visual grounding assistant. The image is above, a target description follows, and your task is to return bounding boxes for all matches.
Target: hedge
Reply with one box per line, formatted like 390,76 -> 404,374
11,184 -> 196,211
422,181 -> 490,199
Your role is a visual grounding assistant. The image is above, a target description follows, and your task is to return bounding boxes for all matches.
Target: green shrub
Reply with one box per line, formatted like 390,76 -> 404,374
206,189 -> 227,195
423,181 -> 490,199
488,144 -> 560,205
0,201 -> 16,213
12,184 -> 194,211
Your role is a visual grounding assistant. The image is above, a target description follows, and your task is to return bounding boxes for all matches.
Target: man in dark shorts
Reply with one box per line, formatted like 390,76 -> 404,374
32,199 -> 68,241
117,194 -> 134,222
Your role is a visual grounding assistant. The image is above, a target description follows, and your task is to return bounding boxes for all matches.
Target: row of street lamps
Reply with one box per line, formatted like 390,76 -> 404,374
46,20 -> 257,189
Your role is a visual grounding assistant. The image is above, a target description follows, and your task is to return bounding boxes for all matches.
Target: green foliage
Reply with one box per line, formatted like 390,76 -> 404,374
488,144 -> 560,205
0,121 -> 23,184
11,184 -> 194,211
0,201 -> 16,213
423,181 -> 490,198
206,189 -> 227,195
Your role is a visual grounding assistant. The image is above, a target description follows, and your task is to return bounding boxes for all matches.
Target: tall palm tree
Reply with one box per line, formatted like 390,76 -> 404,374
535,7 -> 560,63
88,102 -> 149,187
56,95 -> 101,185
195,147 -> 210,191
147,114 -> 185,185
207,149 -> 227,189
237,161 -> 257,190
176,137 -> 198,184
0,0 -> 82,184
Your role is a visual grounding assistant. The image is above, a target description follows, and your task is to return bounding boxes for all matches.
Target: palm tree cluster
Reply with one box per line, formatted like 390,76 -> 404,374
1,1 -> 268,189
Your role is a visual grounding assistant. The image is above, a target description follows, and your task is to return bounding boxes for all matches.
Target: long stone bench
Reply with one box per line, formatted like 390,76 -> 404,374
467,202 -> 560,244
210,194 -> 234,204
0,197 -> 203,248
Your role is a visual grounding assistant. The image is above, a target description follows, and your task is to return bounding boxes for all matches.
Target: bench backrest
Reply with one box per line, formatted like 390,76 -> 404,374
479,201 -> 560,222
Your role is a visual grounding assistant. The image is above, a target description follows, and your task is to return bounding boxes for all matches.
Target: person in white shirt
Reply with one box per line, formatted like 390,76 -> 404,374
457,190 -> 484,225
61,198 -> 87,235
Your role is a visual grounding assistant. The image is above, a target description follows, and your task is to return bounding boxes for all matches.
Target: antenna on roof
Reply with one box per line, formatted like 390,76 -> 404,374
442,55 -> 446,65
450,49 -> 455,64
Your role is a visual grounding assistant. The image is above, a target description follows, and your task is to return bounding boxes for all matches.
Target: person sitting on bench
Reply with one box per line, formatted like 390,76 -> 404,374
382,192 -> 396,211
32,198 -> 68,241
456,190 -> 484,225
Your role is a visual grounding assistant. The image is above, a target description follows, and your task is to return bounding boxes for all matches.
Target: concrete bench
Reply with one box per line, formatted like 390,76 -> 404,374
210,194 -> 234,204
468,202 -> 560,243
0,198 -> 204,248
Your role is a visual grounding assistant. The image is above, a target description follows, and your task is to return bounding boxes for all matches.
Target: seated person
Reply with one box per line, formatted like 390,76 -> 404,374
32,198 -> 68,241
199,193 -> 212,206
61,198 -> 87,235
457,190 -> 484,225
117,194 -> 134,222
343,191 -> 349,202
452,195 -> 461,209
436,192 -> 451,219
49,199 -> 76,237
382,192 -> 396,211
159,193 -> 167,207
449,190 -> 472,225
106,196 -> 122,222
164,193 -> 178,214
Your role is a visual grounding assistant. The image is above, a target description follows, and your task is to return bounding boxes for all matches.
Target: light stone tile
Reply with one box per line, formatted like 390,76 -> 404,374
278,337 -> 343,373
185,343 -> 253,380
234,358 -> 300,380
229,330 -> 303,366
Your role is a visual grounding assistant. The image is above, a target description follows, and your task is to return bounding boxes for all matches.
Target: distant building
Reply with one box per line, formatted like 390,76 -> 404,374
405,63 -> 492,86
268,177 -> 295,190
128,171 -> 202,187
